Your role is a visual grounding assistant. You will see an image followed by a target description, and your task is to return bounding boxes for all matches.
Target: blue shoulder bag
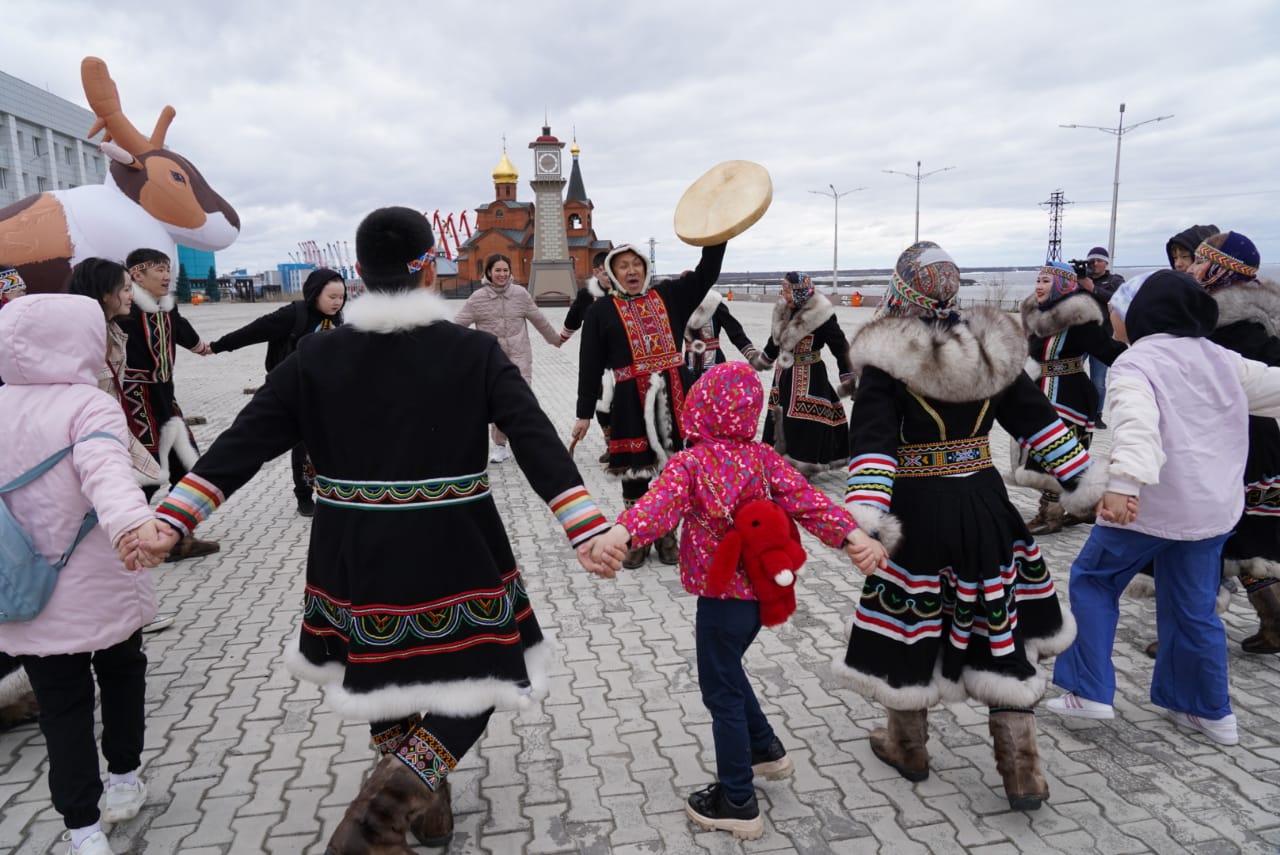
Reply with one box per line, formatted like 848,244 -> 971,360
0,431 -> 120,623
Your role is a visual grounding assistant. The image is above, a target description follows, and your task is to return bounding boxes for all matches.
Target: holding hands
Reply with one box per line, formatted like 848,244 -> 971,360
844,528 -> 888,576
117,520 -> 180,570
1097,491 -> 1139,526
578,524 -> 630,579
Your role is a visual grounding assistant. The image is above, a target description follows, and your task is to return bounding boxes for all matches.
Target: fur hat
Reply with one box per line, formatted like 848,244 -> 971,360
1195,231 -> 1260,291
877,241 -> 960,319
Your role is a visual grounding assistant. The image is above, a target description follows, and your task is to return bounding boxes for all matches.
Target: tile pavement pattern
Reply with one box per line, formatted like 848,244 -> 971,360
2,298 -> 1278,855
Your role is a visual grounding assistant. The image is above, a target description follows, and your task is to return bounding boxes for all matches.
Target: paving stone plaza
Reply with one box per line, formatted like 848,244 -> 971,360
3,298 -> 1279,854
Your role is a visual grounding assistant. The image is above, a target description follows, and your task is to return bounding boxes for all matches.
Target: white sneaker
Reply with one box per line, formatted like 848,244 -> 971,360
65,829 -> 114,854
101,777 -> 147,823
1045,692 -> 1115,719
1167,710 -> 1239,746
141,615 -> 175,634
489,446 -> 511,464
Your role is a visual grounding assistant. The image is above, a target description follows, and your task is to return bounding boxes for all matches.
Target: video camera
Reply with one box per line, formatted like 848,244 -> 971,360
1068,259 -> 1091,281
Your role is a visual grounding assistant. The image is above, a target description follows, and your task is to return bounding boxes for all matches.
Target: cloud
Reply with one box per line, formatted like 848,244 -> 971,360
3,0 -> 1278,273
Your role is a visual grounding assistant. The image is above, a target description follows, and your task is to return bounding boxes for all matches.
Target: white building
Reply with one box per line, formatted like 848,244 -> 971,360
0,68 -> 107,206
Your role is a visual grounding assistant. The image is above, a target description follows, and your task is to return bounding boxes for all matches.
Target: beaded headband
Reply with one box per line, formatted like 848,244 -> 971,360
406,249 -> 437,274
129,261 -> 169,276
1195,241 -> 1259,278
0,268 -> 25,294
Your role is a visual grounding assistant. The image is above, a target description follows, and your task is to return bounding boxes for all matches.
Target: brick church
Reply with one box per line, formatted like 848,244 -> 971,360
454,132 -> 611,294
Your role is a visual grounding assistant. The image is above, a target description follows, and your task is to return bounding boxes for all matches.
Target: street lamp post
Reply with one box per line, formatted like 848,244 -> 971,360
808,184 -> 865,290
1060,103 -> 1173,264
883,161 -> 954,243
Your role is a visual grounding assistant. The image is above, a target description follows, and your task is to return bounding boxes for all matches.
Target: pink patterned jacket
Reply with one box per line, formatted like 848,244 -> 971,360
617,362 -> 856,599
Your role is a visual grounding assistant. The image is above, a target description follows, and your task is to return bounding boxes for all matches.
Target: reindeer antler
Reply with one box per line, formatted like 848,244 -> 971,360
81,57 -> 176,156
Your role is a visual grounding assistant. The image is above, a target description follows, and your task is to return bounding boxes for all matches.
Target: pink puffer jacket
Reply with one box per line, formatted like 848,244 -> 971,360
0,294 -> 156,655
453,281 -> 560,380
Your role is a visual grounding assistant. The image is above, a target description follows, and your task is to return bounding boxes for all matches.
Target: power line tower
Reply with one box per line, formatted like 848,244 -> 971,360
1040,189 -> 1072,263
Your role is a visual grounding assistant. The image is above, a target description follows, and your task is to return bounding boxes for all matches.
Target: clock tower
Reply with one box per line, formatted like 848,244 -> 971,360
526,123 -> 577,303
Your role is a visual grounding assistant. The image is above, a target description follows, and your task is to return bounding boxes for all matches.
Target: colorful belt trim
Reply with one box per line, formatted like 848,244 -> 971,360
314,472 -> 490,509
613,353 -> 683,383
896,437 -> 992,477
1040,356 -> 1085,378
793,351 -> 823,365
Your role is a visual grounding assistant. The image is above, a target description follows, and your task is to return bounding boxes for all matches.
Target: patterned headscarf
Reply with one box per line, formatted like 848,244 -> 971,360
1037,261 -> 1079,308
1194,231 -> 1260,292
783,271 -> 814,307
877,241 -> 960,319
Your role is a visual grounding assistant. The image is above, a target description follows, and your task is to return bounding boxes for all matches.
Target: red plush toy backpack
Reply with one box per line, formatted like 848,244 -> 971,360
707,498 -> 808,626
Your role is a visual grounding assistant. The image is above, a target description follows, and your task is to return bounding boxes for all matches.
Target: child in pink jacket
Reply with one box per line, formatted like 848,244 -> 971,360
0,294 -> 167,855
591,361 -> 887,840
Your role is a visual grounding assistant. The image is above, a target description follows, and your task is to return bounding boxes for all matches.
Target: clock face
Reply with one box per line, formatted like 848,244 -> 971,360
537,151 -> 560,175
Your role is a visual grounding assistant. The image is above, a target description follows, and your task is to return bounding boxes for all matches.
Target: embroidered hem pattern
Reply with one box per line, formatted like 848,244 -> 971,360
314,472 -> 490,509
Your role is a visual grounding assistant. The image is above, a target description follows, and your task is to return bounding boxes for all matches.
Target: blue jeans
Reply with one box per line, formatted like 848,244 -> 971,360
1089,356 -> 1108,417
696,597 -> 775,803
1052,526 -> 1232,719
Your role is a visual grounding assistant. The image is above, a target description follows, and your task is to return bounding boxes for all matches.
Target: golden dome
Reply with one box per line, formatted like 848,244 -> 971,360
570,141 -> 580,157
492,150 -> 519,184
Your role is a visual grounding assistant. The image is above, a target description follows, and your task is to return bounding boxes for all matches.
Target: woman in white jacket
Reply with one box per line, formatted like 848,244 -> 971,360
453,254 -> 561,462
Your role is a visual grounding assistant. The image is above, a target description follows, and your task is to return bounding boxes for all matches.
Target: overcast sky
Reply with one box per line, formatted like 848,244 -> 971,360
5,0 -> 1278,275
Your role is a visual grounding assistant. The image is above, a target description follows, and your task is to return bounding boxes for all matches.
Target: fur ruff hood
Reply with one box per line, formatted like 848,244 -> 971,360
685,290 -> 723,338
1211,278 -> 1280,336
586,277 -> 607,299
1020,292 -> 1103,339
771,293 -> 834,353
847,307 -> 1027,403
343,288 -> 453,333
131,287 -> 175,314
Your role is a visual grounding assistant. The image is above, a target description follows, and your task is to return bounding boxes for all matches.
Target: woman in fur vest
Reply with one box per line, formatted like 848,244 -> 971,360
836,242 -> 1106,812
751,274 -> 853,475
1187,231 -> 1280,654
1011,261 -> 1124,534
683,289 -> 759,381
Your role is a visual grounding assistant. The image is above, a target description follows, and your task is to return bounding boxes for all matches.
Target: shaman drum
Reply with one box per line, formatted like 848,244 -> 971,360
673,160 -> 773,247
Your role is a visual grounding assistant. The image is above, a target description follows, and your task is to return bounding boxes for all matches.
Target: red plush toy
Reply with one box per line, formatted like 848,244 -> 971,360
707,499 -> 808,626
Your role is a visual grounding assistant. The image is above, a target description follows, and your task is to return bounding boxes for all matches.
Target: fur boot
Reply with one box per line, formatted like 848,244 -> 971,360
598,427 -> 611,465
656,529 -> 680,565
621,499 -> 651,569
1242,583 -> 1280,654
988,711 -> 1049,811
1027,494 -> 1065,536
869,708 -> 929,782
325,756 -> 452,854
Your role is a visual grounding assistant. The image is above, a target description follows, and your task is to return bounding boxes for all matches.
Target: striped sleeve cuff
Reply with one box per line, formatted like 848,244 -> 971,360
846,453 -> 896,510
559,327 -> 575,343
155,473 -> 223,535
549,486 -> 610,546
1025,421 -> 1090,483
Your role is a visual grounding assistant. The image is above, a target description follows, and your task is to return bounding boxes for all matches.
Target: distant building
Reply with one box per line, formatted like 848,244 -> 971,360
454,132 -> 610,295
0,68 -> 213,271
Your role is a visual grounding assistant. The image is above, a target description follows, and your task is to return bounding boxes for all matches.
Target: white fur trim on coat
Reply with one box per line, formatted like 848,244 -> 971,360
1059,458 -> 1109,517
1020,292 -> 1103,339
643,372 -> 674,467
596,372 -> 615,415
0,665 -> 32,708
284,639 -> 553,721
771,293 -> 835,360
587,277 -> 607,299
344,288 -> 453,333
1224,556 -> 1280,581
156,416 -> 199,485
1023,608 -> 1077,663
685,290 -> 723,337
829,658 -> 966,711
847,307 -> 1027,403
846,503 -> 903,553
130,287 -> 175,314
1211,278 -> 1280,336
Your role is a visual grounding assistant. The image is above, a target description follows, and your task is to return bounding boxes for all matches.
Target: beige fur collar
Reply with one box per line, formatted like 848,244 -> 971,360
848,307 -> 1027,402
771,293 -> 834,353
1211,278 -> 1280,336
1020,292 -> 1103,339
343,288 -> 452,333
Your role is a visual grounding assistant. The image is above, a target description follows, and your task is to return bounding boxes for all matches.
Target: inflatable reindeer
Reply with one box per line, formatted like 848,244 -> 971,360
0,57 -> 239,293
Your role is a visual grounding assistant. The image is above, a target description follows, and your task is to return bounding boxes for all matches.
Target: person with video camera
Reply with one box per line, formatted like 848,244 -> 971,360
1070,248 -> 1125,428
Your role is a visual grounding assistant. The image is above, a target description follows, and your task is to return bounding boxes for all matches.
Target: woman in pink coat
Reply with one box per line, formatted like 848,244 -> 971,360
0,293 -> 166,855
453,254 -> 561,463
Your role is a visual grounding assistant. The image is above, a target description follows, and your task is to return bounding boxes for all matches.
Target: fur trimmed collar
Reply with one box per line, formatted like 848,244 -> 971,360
772,293 -> 834,353
1020,291 -> 1103,339
131,287 -> 174,314
685,290 -> 723,336
1211,278 -> 1280,336
343,287 -> 453,333
587,277 -> 606,299
848,307 -> 1027,402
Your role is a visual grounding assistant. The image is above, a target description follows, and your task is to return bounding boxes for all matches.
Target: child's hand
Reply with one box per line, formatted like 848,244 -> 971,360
579,525 -> 630,578
119,520 -> 178,570
1097,491 -> 1138,525
844,529 -> 888,576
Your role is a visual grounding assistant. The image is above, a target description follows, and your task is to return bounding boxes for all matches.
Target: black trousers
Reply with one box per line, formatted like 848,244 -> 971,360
20,632 -> 147,829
